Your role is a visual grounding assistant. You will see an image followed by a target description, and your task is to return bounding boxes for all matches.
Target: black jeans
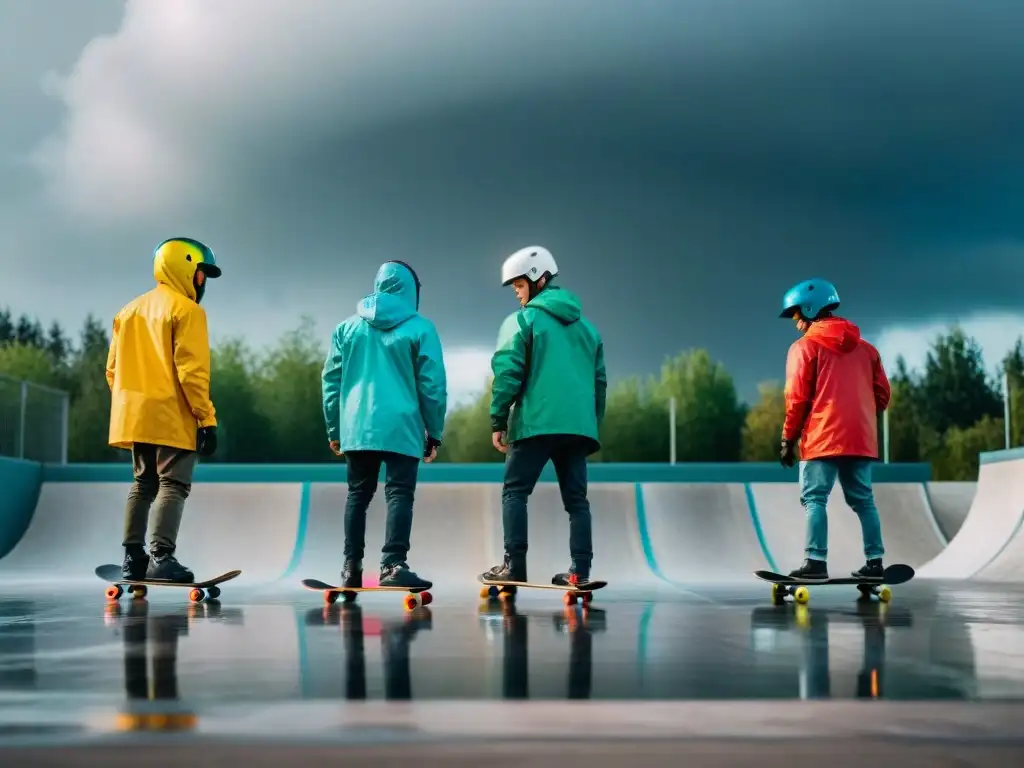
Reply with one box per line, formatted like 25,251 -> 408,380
501,434 -> 593,571
344,451 -> 420,568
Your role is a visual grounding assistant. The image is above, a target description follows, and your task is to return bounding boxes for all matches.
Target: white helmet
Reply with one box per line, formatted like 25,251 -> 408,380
500,245 -> 558,286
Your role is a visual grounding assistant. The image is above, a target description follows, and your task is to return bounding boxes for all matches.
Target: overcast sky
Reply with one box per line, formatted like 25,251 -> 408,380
2,0 -> 1022,405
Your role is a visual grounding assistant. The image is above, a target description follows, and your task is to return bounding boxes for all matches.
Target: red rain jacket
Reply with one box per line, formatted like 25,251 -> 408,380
782,317 -> 891,461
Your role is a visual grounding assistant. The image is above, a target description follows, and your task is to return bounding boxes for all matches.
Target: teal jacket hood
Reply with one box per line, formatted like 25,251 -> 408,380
358,261 -> 420,330
526,285 -> 581,325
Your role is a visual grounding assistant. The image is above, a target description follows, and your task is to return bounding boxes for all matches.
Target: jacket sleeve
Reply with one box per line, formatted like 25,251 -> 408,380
872,347 -> 892,411
105,314 -> 119,391
782,340 -> 814,441
321,325 -> 344,442
414,323 -> 448,442
490,312 -> 529,432
172,305 -> 217,428
595,339 -> 608,425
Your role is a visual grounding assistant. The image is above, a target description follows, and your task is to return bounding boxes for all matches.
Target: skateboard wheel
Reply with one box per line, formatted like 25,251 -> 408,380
563,592 -> 578,606
421,591 -> 433,606
324,590 -> 339,605
207,586 -> 221,600
105,585 -> 123,601
479,587 -> 492,599
793,586 -> 810,605
403,594 -> 418,612
771,583 -> 786,604
132,585 -> 147,599
342,591 -> 357,603
189,588 -> 205,603
878,586 -> 892,603
581,591 -> 593,604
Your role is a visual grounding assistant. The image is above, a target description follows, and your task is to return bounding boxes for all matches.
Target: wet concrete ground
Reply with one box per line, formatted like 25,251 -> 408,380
2,581 -> 1024,762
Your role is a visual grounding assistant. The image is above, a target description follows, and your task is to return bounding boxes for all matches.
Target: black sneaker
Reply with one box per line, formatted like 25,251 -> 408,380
121,545 -> 150,581
146,548 -> 195,583
480,553 -> 527,583
852,558 -> 884,580
788,559 -> 829,581
341,560 -> 362,589
379,562 -> 432,590
552,561 -> 591,587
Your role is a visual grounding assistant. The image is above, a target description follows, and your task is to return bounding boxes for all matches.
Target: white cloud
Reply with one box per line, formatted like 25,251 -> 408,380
874,312 -> 1024,377
30,0 -> 679,223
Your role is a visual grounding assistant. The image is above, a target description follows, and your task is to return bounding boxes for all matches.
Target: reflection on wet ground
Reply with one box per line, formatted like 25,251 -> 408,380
1,582 -> 1024,742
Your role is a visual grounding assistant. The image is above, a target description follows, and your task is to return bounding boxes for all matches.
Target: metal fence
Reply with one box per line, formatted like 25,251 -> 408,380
0,373 -> 69,463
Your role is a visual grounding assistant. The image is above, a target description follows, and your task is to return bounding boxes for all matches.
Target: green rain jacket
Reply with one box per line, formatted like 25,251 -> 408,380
489,285 -> 606,453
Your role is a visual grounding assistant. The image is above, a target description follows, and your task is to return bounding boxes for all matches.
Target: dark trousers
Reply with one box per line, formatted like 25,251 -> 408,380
501,434 -> 593,571
344,450 -> 420,568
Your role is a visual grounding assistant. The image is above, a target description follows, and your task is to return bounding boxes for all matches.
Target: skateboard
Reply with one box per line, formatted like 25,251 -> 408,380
754,563 -> 914,606
95,564 -> 241,603
301,578 -> 433,612
477,575 -> 608,607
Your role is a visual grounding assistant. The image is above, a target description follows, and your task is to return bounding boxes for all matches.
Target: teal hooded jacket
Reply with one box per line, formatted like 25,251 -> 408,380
490,285 -> 606,453
322,261 -> 448,459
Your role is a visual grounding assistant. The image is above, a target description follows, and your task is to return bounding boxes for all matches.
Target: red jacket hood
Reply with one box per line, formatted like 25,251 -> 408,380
804,316 -> 861,354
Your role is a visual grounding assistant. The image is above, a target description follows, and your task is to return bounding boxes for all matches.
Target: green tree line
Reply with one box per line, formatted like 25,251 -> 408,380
0,306 -> 1020,479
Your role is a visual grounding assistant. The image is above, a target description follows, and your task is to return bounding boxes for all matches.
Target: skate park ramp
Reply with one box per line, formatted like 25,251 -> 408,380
0,478 -> 304,587
750,482 -> 948,576
925,482 -> 976,541
917,448 -> 1024,582
0,456 -> 1013,590
637,484 -> 773,583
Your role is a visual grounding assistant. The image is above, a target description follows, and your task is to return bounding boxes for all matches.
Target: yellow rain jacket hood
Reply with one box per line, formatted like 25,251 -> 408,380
105,238 -> 221,452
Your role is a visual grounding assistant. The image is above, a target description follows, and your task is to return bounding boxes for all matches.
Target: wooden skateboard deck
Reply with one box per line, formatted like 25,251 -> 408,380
95,564 -> 241,603
301,577 -> 433,611
477,575 -> 607,606
754,563 -> 914,606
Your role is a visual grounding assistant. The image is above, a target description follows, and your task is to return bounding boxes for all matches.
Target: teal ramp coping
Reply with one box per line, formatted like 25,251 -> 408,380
980,446 -> 1024,465
41,461 -> 932,484
0,457 -> 43,558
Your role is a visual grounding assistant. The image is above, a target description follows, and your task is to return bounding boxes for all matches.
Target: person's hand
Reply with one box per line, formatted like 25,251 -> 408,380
424,445 -> 438,463
329,440 -> 343,457
492,430 -> 508,454
779,438 -> 797,468
197,426 -> 217,457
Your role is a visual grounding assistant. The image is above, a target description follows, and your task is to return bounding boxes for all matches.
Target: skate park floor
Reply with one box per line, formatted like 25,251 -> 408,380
2,580 -> 1024,765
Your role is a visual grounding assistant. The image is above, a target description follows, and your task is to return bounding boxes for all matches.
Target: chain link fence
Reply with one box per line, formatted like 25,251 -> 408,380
0,374 -> 69,463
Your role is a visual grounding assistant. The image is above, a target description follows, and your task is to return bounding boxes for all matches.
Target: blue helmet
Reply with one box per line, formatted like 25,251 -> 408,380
779,279 -> 840,320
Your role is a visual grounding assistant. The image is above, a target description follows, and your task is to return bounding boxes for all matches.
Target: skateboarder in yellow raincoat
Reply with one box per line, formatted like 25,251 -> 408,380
105,237 -> 222,583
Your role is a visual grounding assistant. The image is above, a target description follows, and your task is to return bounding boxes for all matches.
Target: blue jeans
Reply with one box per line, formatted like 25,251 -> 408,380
799,458 -> 885,562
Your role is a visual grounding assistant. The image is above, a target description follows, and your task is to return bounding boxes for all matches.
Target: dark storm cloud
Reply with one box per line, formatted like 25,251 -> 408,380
14,0 -> 1024,398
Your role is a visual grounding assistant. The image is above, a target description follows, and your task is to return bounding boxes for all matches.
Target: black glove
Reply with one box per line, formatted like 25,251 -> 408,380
779,437 -> 797,468
197,426 -> 218,457
424,436 -> 441,457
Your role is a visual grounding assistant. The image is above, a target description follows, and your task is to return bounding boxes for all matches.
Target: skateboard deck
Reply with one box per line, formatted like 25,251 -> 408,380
301,577 -> 433,611
754,563 -> 914,606
477,575 -> 608,606
95,564 -> 241,603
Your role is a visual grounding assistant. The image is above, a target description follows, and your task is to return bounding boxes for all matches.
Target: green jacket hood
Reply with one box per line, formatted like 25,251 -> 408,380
527,285 -> 581,325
